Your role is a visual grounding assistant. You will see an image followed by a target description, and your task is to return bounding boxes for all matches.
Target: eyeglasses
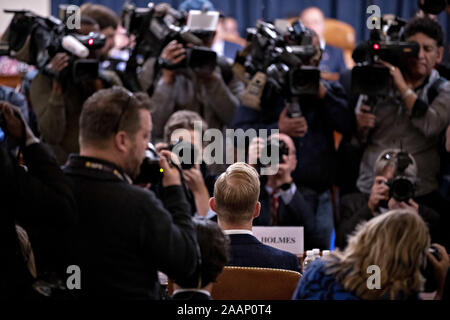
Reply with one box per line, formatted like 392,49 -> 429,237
114,93 -> 133,133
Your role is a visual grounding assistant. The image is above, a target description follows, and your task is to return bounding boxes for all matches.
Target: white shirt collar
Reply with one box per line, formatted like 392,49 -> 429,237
172,288 -> 211,297
224,229 -> 253,235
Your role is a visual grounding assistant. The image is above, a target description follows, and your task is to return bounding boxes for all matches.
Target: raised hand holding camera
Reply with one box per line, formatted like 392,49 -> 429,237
0,101 -> 36,147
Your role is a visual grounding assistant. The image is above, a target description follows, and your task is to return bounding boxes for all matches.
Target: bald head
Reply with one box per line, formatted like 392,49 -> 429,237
300,7 -> 326,39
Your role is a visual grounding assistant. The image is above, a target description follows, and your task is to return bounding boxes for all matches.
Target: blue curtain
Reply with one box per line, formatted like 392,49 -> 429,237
51,0 -> 450,44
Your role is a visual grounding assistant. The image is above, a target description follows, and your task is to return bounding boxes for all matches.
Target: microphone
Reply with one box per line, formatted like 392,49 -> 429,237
62,35 -> 89,58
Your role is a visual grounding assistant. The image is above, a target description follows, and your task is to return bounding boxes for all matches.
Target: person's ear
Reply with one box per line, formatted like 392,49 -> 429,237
436,46 -> 444,65
209,197 -> 215,211
115,131 -> 129,153
253,201 -> 261,219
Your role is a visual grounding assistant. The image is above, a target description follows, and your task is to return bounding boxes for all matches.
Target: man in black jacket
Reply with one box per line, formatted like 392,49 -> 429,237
63,86 -> 199,299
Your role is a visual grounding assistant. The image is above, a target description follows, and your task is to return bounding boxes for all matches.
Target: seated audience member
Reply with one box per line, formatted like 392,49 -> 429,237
293,209 -> 449,300
210,162 -> 301,273
0,101 -> 77,299
172,218 -> 229,300
247,134 -> 315,248
336,149 -> 441,249
62,87 -> 199,299
299,7 -> 347,75
162,110 -> 218,217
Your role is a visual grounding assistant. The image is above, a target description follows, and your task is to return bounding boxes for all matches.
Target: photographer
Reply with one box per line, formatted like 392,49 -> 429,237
146,2 -> 244,141
248,134 -> 316,249
336,149 -> 441,249
161,110 -> 217,218
63,87 -> 199,299
30,8 -> 122,165
233,30 -> 352,250
356,17 -> 450,218
0,101 -> 77,298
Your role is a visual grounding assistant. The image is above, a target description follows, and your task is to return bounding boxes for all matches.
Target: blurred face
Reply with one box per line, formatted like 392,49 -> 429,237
125,109 -> 151,179
300,8 -> 325,39
97,26 -> 116,59
406,32 -> 443,79
170,129 -> 203,152
223,18 -> 239,36
78,23 -> 100,35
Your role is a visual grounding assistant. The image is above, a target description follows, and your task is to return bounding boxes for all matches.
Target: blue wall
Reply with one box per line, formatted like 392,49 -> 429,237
51,0 -> 450,45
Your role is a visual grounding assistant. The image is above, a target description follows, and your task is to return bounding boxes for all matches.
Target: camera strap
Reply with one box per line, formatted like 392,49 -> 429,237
66,156 -> 131,184
427,76 -> 447,104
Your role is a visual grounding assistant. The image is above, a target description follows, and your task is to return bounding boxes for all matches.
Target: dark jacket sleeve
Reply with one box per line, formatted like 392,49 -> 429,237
140,185 -> 199,284
320,81 -> 352,136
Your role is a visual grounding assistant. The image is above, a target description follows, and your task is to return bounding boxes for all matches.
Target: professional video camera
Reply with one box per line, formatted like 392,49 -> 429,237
121,2 -> 218,92
351,15 -> 419,97
237,20 -> 321,117
0,9 -> 106,82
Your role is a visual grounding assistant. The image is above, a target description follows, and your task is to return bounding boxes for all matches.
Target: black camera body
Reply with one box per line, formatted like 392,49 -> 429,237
121,2 -> 217,91
168,140 -> 199,170
260,139 -> 289,167
135,143 -> 163,185
386,176 -> 415,202
242,20 -> 321,117
351,16 -> 419,96
418,0 -> 449,14
2,9 -> 106,82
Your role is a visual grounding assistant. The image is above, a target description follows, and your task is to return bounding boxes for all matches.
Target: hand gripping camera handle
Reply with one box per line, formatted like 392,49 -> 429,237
62,35 -> 89,58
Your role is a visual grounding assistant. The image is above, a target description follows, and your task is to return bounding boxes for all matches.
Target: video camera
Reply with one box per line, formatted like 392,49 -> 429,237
418,0 -> 449,15
351,15 -> 419,97
121,2 -> 218,92
237,20 -> 321,117
0,9 -> 106,82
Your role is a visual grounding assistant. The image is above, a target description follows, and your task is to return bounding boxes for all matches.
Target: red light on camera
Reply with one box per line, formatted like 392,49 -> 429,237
373,43 -> 380,50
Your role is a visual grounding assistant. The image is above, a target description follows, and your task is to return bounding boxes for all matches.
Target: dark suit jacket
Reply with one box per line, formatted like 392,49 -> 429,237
255,184 -> 315,249
223,41 -> 242,60
171,290 -> 212,300
320,45 -> 347,74
227,233 -> 301,273
336,192 -> 442,249
63,155 -> 199,299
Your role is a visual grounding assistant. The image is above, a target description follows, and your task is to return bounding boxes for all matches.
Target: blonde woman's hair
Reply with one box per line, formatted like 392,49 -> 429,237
324,209 -> 430,300
213,162 -> 260,224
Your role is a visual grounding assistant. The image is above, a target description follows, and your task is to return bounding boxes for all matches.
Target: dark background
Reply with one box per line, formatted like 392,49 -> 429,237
50,0 -> 450,45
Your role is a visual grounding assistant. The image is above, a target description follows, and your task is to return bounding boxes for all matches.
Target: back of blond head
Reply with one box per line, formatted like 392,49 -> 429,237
213,162 -> 260,224
325,209 -> 430,300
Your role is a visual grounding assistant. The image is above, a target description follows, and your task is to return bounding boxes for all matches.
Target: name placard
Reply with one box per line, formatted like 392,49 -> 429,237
253,226 -> 304,255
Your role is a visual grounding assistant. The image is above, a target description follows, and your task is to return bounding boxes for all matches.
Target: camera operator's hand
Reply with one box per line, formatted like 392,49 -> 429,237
159,149 -> 181,187
427,243 -> 450,300
183,164 -> 210,216
47,53 -> 70,74
379,60 -> 416,101
368,176 -> 389,213
248,137 -> 265,168
0,101 -> 35,146
278,107 -> 308,138
160,40 -> 186,84
182,165 -> 207,194
155,142 -> 169,153
356,105 -> 375,143
387,197 -> 419,213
